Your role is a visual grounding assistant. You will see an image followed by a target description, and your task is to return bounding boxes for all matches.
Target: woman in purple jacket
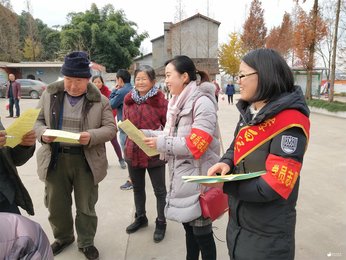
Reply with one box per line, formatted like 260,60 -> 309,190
0,213 -> 53,259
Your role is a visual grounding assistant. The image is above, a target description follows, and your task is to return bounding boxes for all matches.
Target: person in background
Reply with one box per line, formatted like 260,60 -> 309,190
110,69 -> 134,190
143,55 -> 220,260
0,122 -> 36,215
5,73 -> 21,118
34,51 -> 116,260
207,48 -> 310,260
225,82 -> 236,105
0,212 -> 53,259
123,65 -> 168,242
212,79 -> 221,102
92,75 -> 127,169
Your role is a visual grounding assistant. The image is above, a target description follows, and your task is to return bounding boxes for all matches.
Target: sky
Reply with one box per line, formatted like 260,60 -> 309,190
10,0 -> 314,54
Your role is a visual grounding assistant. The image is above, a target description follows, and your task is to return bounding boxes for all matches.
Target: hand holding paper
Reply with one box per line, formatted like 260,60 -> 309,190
118,119 -> 159,157
182,171 -> 266,184
4,108 -> 40,148
19,130 -> 36,146
42,129 -> 81,144
0,131 -> 6,147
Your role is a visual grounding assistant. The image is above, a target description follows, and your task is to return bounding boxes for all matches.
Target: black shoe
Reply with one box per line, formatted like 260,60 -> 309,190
153,218 -> 166,243
79,245 -> 99,260
51,237 -> 75,256
126,214 -> 148,234
5,115 -> 13,118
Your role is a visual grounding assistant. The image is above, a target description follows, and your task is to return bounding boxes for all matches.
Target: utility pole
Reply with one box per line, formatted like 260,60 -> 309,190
329,0 -> 341,102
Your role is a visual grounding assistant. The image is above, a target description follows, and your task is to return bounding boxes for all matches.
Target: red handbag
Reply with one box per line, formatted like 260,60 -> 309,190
199,187 -> 229,221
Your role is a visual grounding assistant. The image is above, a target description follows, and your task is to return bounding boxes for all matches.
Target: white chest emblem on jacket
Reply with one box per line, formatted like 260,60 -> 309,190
281,135 -> 298,154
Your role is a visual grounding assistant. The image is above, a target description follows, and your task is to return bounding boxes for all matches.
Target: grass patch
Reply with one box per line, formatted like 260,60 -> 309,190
307,99 -> 346,112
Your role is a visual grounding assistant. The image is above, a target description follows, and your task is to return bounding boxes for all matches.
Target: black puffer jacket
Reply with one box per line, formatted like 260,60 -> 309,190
221,86 -> 310,260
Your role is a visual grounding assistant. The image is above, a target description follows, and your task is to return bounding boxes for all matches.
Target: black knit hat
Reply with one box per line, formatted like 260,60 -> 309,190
61,51 -> 91,78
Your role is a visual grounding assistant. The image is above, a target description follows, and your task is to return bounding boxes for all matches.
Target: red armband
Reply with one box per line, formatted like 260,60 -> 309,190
186,128 -> 213,159
261,154 -> 302,199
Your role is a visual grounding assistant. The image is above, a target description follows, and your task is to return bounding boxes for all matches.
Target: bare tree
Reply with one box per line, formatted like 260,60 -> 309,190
315,1 -> 335,80
0,3 -> 21,61
329,0 -> 342,102
173,0 -> 186,55
336,1 -> 346,72
0,0 -> 12,10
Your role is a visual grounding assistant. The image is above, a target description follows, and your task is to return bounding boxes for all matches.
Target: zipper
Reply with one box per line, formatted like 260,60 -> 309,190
167,123 -> 179,209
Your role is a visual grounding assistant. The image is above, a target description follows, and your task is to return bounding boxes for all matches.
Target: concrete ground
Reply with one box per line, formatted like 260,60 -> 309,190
0,94 -> 345,260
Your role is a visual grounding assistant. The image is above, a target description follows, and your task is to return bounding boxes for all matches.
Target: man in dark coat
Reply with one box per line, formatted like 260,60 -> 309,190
5,73 -> 21,118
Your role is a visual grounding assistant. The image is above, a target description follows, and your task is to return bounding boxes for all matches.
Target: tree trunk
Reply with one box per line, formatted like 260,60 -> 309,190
329,0 -> 341,102
305,0 -> 319,100
305,50 -> 314,100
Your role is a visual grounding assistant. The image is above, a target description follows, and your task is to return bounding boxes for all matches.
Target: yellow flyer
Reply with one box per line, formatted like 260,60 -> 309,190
118,119 -> 159,157
4,108 -> 40,148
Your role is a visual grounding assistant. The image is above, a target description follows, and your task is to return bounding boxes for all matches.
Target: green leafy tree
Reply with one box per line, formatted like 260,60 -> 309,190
241,0 -> 267,51
61,3 -> 148,71
218,33 -> 246,77
36,19 -> 61,61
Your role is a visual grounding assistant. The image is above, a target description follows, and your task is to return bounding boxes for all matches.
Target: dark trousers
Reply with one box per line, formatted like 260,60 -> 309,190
110,136 -> 123,160
8,97 -> 20,117
227,95 -> 234,104
0,198 -> 21,214
45,153 -> 98,248
183,223 -> 216,260
128,164 -> 166,220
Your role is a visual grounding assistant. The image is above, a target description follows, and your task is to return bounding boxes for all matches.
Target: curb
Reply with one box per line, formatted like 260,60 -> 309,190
309,106 -> 346,119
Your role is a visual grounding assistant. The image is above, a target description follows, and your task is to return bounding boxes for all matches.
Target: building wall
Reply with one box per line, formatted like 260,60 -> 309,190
152,37 -> 165,69
21,67 -> 61,84
137,55 -> 153,67
171,18 -> 219,59
294,72 -> 321,96
152,16 -> 219,71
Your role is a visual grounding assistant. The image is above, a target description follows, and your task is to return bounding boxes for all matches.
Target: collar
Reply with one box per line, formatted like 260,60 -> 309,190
46,80 -> 101,102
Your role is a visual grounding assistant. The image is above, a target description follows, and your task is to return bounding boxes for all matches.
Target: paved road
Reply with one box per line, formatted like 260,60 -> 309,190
0,95 -> 345,260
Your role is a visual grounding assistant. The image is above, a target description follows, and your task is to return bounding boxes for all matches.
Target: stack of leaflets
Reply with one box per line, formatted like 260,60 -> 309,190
182,171 -> 266,184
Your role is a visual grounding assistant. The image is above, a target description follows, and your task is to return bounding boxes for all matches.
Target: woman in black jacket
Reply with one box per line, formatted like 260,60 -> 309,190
208,48 -> 310,260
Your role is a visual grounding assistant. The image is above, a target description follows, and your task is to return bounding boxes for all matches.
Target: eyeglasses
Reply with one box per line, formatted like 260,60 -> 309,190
234,72 -> 257,82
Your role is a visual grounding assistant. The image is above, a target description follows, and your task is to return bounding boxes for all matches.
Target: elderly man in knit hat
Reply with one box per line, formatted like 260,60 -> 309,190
34,51 -> 116,259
